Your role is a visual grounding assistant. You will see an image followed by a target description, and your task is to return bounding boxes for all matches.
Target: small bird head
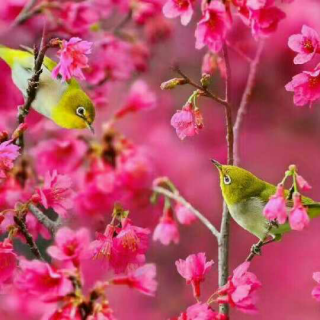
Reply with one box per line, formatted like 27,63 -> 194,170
211,159 -> 265,205
52,88 -> 95,132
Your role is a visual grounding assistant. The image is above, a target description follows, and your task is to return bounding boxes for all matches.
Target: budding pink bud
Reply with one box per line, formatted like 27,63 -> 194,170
160,78 -> 188,90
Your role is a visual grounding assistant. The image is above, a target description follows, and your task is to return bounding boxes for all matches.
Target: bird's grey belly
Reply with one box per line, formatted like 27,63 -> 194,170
228,197 -> 268,240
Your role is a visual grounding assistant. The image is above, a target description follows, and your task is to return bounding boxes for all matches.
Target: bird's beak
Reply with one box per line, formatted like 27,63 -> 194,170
211,159 -> 222,170
86,121 -> 95,134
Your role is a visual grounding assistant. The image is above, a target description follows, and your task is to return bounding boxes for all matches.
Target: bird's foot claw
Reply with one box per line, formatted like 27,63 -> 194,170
251,244 -> 262,256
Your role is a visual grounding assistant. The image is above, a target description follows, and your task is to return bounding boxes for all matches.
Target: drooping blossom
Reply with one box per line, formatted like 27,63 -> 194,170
285,69 -> 320,107
171,102 -> 204,140
312,272 -> 320,301
112,263 -> 157,296
288,25 -> 320,64
115,80 -> 157,119
289,193 -> 310,231
263,184 -> 287,224
195,1 -> 231,53
111,218 -> 150,273
296,174 -> 312,191
162,0 -> 195,26
48,303 -> 82,320
175,303 -> 227,320
47,227 -> 90,266
175,202 -> 196,225
90,224 -> 115,261
0,140 -> 20,179
217,261 -> 261,313
33,171 -> 75,218
0,239 -> 17,285
131,0 -> 162,25
15,260 -> 73,302
153,208 -> 179,245
52,37 -> 92,82
176,253 -> 214,298
31,136 -> 87,174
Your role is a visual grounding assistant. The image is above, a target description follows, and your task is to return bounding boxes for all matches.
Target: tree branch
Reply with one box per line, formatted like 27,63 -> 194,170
28,204 -> 61,235
153,186 -> 220,239
234,41 -> 264,165
14,215 -> 43,260
218,44 -> 234,317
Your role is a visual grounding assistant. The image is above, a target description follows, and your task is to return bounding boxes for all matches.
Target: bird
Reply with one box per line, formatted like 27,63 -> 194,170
0,45 -> 95,132
212,159 -> 320,241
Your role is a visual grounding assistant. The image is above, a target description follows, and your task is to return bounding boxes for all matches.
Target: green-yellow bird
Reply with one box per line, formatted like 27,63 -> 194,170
0,46 -> 95,131
212,160 -> 320,241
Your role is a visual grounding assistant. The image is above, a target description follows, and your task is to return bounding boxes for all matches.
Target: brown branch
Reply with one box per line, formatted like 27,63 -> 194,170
14,215 -> 43,260
173,66 -> 229,107
217,44 -> 234,317
11,0 -> 40,27
234,41 -> 264,165
153,186 -> 220,239
28,204 -> 61,235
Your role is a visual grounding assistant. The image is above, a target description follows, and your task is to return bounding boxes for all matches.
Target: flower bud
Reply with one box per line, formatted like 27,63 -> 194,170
160,78 -> 188,90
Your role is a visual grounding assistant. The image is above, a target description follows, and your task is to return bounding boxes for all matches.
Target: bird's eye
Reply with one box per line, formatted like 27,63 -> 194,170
223,175 -> 231,185
76,106 -> 86,117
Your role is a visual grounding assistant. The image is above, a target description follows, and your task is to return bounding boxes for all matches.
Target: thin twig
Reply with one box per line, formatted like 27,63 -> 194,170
11,0 -> 39,27
234,41 -> 264,165
246,223 -> 274,262
16,29 -> 51,149
226,40 -> 252,63
14,215 -> 43,260
28,204 -> 61,235
153,186 -> 220,239
173,66 -> 229,107
113,10 -> 133,35
218,44 -> 234,317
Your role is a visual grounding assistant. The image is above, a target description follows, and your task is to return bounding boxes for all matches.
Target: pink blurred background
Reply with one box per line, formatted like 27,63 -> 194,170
1,0 -> 320,319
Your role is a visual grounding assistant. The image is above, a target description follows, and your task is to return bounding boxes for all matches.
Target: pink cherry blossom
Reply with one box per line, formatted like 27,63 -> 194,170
263,184 -> 287,224
0,239 -> 17,285
249,5 -> 286,39
47,227 -> 90,266
115,80 -> 157,119
31,136 -> 87,174
171,102 -> 204,140
176,252 -> 214,298
59,1 -> 100,35
246,0 -> 270,10
112,263 -> 157,296
175,202 -> 196,225
176,303 -> 227,320
15,260 -> 73,302
288,25 -> 320,64
195,1 -> 231,53
289,193 -> 310,231
132,0 -> 162,25
33,171 -> 75,218
163,0 -> 195,26
217,261 -> 261,313
48,303 -> 82,320
153,209 -> 180,245
87,301 -> 116,320
285,69 -> 320,107
90,224 -> 115,261
52,37 -> 92,82
111,218 -> 150,273
0,140 -> 20,179
296,174 -> 312,191
26,213 -> 51,241
312,272 -> 320,301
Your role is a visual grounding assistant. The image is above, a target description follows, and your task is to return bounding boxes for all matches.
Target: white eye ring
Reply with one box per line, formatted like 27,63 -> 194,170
224,175 -> 231,185
76,106 -> 86,117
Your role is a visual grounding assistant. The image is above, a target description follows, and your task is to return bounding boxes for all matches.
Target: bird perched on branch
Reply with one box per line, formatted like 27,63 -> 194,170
212,160 -> 320,241
0,45 -> 95,132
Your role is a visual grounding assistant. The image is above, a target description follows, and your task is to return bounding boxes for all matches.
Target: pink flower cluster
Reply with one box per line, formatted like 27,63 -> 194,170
286,25 -> 320,107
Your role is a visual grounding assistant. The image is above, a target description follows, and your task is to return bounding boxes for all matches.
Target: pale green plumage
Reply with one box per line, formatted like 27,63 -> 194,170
0,45 -> 95,130
213,162 -> 320,240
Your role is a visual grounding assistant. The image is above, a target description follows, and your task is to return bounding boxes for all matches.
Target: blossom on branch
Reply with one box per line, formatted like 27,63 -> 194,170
175,252 -> 214,299
162,0 -> 195,26
0,140 -> 20,179
52,37 -> 92,82
289,193 -> 310,231
217,261 -> 261,313
0,239 -> 17,285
